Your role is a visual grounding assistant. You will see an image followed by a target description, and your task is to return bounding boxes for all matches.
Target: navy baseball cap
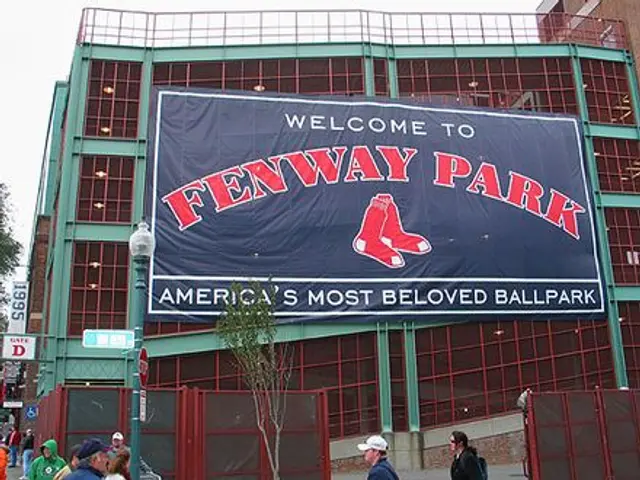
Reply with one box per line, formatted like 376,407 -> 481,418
77,438 -> 110,460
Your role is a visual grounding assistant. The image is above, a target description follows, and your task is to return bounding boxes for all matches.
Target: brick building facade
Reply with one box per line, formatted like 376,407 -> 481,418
22,217 -> 49,430
538,0 -> 640,69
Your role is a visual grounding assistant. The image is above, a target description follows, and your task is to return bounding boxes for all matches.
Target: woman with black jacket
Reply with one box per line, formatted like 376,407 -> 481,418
449,431 -> 484,480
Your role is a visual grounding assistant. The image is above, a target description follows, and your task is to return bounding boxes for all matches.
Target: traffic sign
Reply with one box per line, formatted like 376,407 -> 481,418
24,405 -> 38,420
139,347 -> 149,388
2,335 -> 36,360
140,389 -> 147,423
82,330 -> 134,349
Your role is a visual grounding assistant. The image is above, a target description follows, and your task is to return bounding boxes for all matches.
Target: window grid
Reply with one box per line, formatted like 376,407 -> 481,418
76,156 -> 135,223
581,59 -> 635,125
619,302 -> 640,389
389,331 -> 408,432
152,58 -> 365,96
397,57 -> 578,115
416,320 -> 615,428
594,138 -> 640,194
68,242 -> 129,336
84,60 -> 142,138
604,208 -> 640,284
148,333 -> 379,439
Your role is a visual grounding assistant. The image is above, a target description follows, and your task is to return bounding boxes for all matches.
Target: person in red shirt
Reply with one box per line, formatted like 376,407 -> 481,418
6,426 -> 22,468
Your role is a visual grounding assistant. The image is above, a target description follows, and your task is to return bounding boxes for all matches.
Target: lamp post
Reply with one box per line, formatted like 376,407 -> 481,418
128,221 -> 155,480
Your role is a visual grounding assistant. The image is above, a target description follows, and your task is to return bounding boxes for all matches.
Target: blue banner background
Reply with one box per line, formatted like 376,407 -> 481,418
146,88 -> 605,322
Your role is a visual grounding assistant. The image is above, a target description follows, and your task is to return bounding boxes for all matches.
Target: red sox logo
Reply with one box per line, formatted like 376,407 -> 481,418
353,193 -> 431,268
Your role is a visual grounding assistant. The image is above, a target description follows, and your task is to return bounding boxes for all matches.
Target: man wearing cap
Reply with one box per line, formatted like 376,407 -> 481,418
357,435 -> 399,480
107,433 -> 129,460
27,439 -> 66,480
65,439 -> 110,480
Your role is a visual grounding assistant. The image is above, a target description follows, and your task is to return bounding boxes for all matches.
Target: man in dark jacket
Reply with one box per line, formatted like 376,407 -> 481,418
356,435 -> 399,480
449,431 -> 484,480
65,439 -> 110,480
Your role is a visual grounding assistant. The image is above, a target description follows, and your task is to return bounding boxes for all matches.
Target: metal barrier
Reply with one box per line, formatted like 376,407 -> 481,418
526,389 -> 640,480
76,8 -> 628,50
35,386 -> 330,480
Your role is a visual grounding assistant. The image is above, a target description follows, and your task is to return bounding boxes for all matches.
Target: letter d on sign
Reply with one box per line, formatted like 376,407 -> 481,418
12,345 -> 25,357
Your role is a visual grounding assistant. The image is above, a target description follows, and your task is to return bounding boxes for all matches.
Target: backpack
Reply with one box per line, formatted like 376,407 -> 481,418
478,456 -> 489,480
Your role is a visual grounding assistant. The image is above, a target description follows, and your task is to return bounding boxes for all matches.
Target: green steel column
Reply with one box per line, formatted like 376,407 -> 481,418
44,83 -> 70,216
364,56 -> 375,97
125,48 -> 154,388
42,47 -> 91,393
571,53 -> 629,388
624,54 -> 640,137
387,59 -> 399,98
403,322 -> 420,432
376,322 -> 393,433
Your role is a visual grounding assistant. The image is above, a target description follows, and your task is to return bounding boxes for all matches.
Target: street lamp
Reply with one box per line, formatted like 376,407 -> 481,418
128,221 -> 155,480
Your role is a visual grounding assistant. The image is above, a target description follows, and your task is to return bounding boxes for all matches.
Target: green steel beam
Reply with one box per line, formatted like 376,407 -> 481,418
614,286 -> 640,302
145,321 -> 407,358
154,44 -> 370,62
376,323 -> 393,433
41,47 -> 91,394
589,124 -> 640,140
76,138 -> 142,157
85,42 -> 631,65
574,45 -> 628,63
600,193 -> 640,208
572,52 -> 628,388
82,44 -> 145,62
68,223 -> 132,242
403,322 -> 420,432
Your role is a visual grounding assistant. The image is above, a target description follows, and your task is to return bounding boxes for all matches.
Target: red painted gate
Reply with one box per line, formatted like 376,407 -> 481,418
35,386 -> 330,480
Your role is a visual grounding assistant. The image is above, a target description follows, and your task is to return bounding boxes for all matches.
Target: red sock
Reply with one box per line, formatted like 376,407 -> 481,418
376,194 -> 431,254
353,197 -> 405,268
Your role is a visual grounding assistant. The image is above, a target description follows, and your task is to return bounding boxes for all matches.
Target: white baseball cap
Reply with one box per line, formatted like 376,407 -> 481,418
357,435 -> 388,452
112,432 -> 124,440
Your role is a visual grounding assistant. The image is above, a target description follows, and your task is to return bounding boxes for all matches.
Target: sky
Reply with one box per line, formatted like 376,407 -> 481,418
0,0 -> 542,282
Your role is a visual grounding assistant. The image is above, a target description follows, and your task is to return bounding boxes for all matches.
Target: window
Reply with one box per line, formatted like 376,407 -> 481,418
153,58 -> 365,96
77,156 -> 134,223
581,59 -> 635,125
68,242 -> 128,336
85,60 -> 142,138
605,208 -> 640,284
594,139 -> 640,194
397,57 -> 577,114
416,319 -> 614,428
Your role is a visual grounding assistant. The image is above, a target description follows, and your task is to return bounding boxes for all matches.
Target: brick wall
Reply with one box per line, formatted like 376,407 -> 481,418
22,216 -> 50,430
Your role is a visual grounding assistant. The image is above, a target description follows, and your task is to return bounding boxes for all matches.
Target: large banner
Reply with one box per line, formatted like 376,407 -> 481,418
146,89 -> 605,322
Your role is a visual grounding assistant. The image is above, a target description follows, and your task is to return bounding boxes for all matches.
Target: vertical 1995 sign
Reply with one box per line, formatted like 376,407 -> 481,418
9,281 -> 29,334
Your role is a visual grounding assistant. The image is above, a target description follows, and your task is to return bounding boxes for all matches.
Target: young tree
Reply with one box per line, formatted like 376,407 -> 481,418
0,182 -> 22,328
217,281 -> 292,480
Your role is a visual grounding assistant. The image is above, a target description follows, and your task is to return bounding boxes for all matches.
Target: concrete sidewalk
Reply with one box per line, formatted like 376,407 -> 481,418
6,465 -> 24,480
334,463 -> 526,479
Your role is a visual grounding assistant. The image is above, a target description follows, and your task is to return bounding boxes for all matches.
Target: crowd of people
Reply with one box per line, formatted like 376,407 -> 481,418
357,430 -> 488,480
0,429 -> 132,480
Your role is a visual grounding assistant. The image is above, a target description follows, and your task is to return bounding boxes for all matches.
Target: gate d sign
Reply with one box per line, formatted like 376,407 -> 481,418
2,335 -> 36,360
82,330 -> 135,350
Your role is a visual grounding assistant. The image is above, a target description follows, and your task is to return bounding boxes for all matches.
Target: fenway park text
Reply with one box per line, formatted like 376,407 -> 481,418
157,286 -> 598,308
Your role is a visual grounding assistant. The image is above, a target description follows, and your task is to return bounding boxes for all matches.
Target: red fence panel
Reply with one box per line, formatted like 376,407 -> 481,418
527,389 -> 640,480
